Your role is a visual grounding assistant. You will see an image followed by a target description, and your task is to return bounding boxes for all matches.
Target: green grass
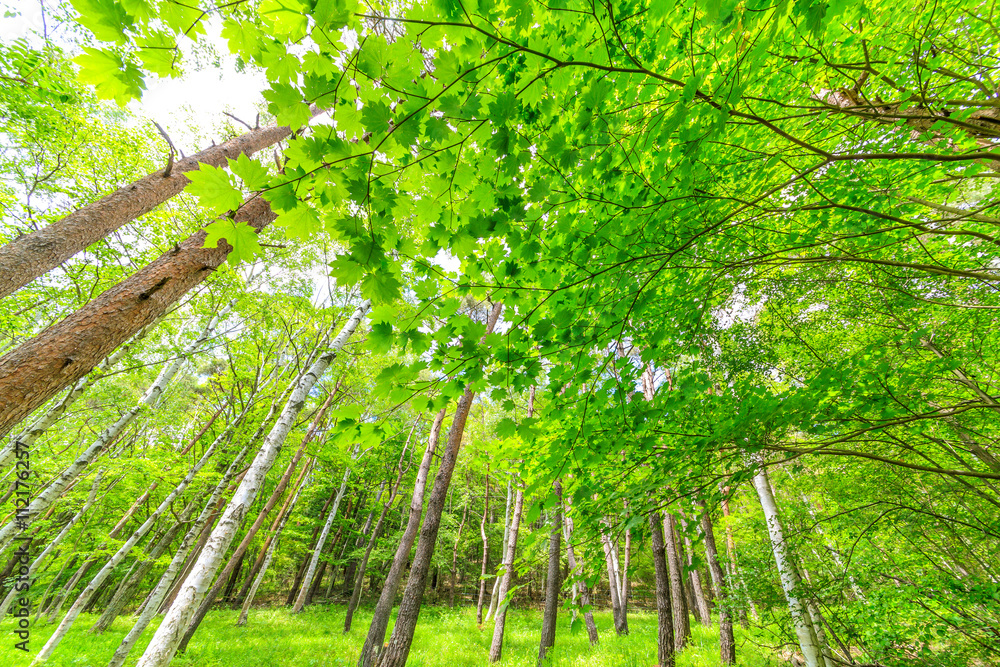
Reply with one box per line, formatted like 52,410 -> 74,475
0,605 -> 786,667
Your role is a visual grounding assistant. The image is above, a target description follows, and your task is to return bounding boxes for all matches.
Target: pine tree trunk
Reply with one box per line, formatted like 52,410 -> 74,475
752,466 -> 826,667
134,301 -> 370,667
0,318 -> 160,470
697,500 -> 735,664
0,118 -> 309,300
663,513 -> 691,650
0,311 -> 223,550
357,408 -> 445,667
0,196 -> 277,438
537,481 -> 562,666
649,510 -> 675,667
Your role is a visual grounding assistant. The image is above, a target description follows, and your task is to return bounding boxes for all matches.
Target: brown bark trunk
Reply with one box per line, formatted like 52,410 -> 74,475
0,120 -> 300,300
357,408 -> 444,667
664,513 -> 691,650
537,481 -> 562,666
649,510 -> 675,667
698,500 -> 735,664
0,195 -> 276,438
377,303 -> 502,667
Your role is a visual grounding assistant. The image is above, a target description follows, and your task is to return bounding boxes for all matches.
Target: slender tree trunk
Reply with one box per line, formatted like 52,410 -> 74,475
720,492 -> 755,625
600,523 -> 628,635
357,408 -> 445,667
697,500 -> 735,664
563,512 -> 598,645
237,459 -> 311,626
0,195 -> 278,438
476,470 -> 490,625
752,466 -> 826,667
649,510 -> 675,667
0,118 -> 311,300
134,301 -> 370,667
0,470 -> 104,620
537,481 -> 562,666
377,305 -> 503,666
663,513 -> 691,650
344,419 -> 419,632
107,443 -> 250,667
488,486 -> 525,663
450,492 -> 470,608
0,310 -> 223,551
32,418 -> 227,664
682,527 -> 712,627
293,462 -> 353,612
485,478 -> 513,624
176,379 -> 338,650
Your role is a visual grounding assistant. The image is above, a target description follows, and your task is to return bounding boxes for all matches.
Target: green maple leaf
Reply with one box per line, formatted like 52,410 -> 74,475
274,204 -> 320,240
74,48 -> 145,105
185,164 -> 243,216
202,220 -> 263,265
70,0 -> 134,44
361,271 -> 402,304
228,153 -> 271,190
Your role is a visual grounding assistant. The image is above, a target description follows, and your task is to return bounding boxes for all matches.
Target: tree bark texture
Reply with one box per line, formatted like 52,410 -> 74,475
537,481 -> 562,666
649,510 -> 675,667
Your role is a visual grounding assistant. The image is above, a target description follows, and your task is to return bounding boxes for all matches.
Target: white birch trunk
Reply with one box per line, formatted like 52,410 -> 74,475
484,477 -> 513,623
106,445 -> 250,667
134,300 -> 370,667
292,461 -> 352,612
237,460 -> 309,626
0,311 -> 221,552
0,470 -> 104,620
31,419 -> 228,664
752,466 -> 825,667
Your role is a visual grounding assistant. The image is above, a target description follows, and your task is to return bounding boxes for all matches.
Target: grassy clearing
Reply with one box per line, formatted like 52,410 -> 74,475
0,605 -> 786,666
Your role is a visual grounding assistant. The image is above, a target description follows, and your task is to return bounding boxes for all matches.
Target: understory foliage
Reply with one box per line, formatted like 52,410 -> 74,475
0,0 -> 998,666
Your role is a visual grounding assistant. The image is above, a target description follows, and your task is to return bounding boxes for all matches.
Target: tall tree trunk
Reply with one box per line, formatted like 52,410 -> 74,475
0,317 -> 160,470
752,466 -> 827,667
344,418 -> 419,633
32,416 -> 228,664
562,512 -> 598,645
293,462 -> 353,612
720,492 -> 754,626
663,513 -> 691,650
600,522 -> 628,635
0,470 -> 104,620
0,195 -> 277,438
649,510 -> 675,667
0,309 -> 224,550
107,443 -> 250,667
450,491 -> 470,608
697,500 -> 735,664
476,469 -> 490,625
134,300 -> 370,667
537,481 -> 562,666
485,478 -> 513,624
176,378 -> 339,650
488,486 -> 525,663
0,118 -> 310,300
681,525 -> 712,627
377,303 -> 502,667
357,408 -> 444,667
237,458 -> 311,626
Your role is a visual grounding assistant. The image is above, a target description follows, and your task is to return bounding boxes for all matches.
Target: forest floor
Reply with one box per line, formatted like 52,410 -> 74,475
1,606 -> 786,666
